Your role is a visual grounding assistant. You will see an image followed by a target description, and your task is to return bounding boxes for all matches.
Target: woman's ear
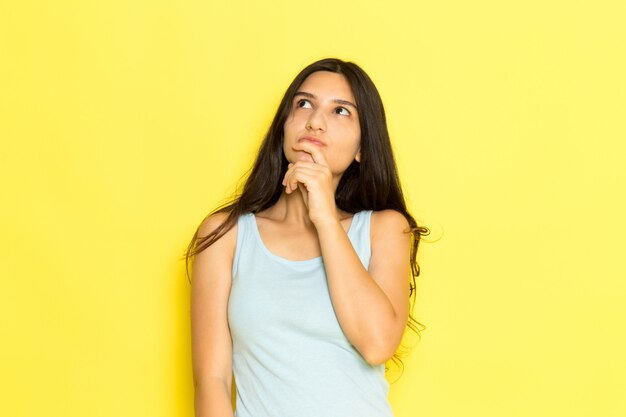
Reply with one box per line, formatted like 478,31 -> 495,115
355,148 -> 361,163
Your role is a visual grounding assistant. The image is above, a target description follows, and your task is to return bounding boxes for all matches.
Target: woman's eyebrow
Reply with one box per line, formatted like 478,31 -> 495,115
294,91 -> 358,109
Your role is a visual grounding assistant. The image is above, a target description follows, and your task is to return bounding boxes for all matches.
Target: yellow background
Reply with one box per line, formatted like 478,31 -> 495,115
1,1 -> 625,416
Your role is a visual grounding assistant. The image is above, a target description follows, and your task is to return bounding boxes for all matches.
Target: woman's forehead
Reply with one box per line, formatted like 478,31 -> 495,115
298,71 -> 355,102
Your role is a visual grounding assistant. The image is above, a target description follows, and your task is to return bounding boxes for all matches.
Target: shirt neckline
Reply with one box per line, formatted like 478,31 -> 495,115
250,211 -> 360,266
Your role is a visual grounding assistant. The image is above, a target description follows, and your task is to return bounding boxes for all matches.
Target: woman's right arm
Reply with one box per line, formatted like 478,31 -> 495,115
191,212 -> 237,417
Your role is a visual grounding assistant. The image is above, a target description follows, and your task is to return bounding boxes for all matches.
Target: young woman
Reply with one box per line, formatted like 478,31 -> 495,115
186,58 -> 428,417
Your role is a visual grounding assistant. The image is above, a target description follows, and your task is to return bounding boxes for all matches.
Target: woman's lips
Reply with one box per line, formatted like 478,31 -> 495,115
298,137 -> 325,147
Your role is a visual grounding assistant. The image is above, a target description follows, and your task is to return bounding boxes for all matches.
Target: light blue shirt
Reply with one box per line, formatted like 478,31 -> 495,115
228,210 -> 394,417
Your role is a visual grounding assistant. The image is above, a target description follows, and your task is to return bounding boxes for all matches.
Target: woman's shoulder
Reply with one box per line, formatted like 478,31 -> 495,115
197,211 -> 239,259
198,210 -> 235,234
370,209 -> 411,237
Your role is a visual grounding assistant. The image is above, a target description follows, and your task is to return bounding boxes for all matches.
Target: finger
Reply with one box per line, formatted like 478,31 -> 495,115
282,163 -> 294,186
284,170 -> 292,192
287,162 -> 323,174
291,141 -> 329,167
285,170 -> 300,194
286,164 -> 319,185
292,141 -> 325,164
284,174 -> 291,193
287,170 -> 318,194
283,162 -> 320,191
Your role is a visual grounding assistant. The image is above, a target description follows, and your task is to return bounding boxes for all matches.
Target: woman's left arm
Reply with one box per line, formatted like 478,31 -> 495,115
315,210 -> 411,366
282,141 -> 412,366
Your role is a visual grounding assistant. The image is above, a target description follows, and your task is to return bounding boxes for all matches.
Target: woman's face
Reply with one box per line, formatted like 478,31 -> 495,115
283,71 -> 361,176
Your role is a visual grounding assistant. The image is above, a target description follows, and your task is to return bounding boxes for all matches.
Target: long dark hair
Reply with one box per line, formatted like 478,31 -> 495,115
182,57 -> 429,378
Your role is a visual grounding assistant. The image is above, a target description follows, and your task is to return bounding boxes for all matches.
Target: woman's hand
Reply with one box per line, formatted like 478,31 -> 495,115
282,141 -> 339,226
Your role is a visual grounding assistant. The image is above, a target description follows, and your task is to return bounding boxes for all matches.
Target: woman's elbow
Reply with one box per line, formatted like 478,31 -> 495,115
361,342 -> 397,366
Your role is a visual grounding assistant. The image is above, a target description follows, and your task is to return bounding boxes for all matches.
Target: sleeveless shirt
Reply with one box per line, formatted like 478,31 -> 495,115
227,210 -> 394,417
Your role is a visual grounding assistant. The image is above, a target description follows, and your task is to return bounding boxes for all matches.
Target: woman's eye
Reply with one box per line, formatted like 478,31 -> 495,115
297,99 -> 312,108
336,107 -> 350,116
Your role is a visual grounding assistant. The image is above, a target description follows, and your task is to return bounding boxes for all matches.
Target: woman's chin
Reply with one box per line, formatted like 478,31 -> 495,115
297,153 -> 314,163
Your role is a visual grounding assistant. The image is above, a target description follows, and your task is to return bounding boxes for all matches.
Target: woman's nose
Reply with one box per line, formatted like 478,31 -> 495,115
306,109 -> 326,132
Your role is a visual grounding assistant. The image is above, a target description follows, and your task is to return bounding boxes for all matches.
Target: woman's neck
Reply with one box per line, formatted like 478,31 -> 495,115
260,182 -> 346,229
265,187 -> 315,229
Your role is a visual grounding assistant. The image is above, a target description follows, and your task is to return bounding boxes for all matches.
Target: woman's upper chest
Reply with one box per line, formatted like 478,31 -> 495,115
253,214 -> 354,262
